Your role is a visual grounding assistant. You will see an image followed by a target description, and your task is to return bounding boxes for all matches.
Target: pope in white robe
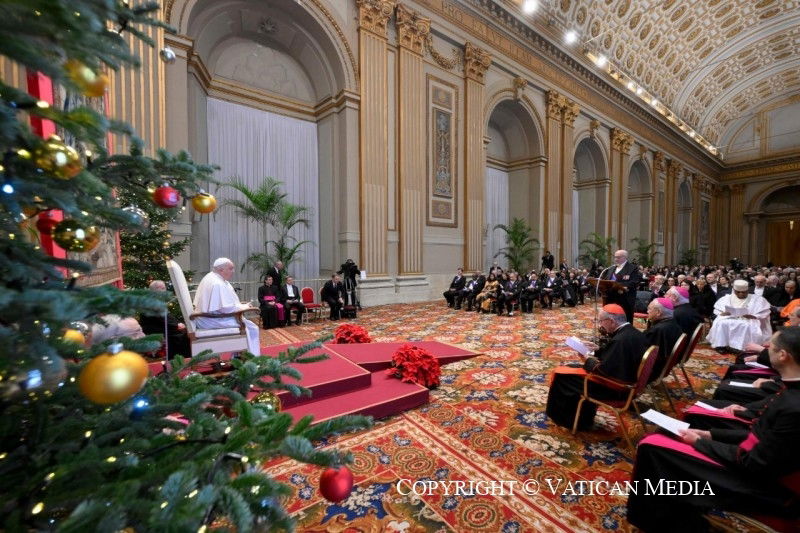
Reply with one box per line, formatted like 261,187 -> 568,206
193,258 -> 260,355
706,279 -> 771,351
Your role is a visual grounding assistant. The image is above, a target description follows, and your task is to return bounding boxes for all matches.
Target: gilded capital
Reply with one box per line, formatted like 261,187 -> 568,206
666,159 -> 682,180
653,151 -> 665,172
732,183 -> 746,194
546,90 -> 564,120
464,42 -> 491,83
589,119 -> 600,138
357,0 -> 396,37
395,4 -> 430,54
561,101 -> 580,127
610,128 -> 633,154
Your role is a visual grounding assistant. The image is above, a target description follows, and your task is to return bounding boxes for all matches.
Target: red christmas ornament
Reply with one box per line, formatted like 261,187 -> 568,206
319,466 -> 354,503
152,185 -> 181,208
36,210 -> 60,234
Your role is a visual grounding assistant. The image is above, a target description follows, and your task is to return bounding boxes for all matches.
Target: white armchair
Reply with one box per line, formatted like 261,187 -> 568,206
166,260 -> 250,356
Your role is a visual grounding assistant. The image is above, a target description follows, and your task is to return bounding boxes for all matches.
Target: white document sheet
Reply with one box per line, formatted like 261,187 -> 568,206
565,336 -> 590,357
641,409 -> 690,436
745,361 -> 769,369
728,381 -> 755,388
694,401 -> 720,412
725,306 -> 747,317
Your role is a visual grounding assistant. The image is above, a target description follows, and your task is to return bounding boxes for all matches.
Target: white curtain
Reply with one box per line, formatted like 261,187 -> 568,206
206,98 -> 319,282
484,167 -> 509,270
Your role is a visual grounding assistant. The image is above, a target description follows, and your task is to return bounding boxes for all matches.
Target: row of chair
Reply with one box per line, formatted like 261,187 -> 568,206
571,322 -> 704,450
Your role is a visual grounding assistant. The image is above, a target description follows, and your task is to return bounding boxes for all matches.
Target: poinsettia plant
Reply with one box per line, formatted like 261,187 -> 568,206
333,324 -> 373,344
387,344 -> 441,388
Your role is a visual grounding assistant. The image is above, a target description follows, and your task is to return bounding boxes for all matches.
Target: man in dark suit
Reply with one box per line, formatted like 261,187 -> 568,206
281,276 -> 306,326
321,273 -> 345,320
443,268 -> 466,308
461,271 -> 486,311
541,250 -> 555,270
520,273 -> 540,313
266,261 -> 284,288
600,249 -> 641,323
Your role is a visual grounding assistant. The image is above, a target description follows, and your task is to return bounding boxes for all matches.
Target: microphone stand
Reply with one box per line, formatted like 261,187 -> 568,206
594,265 -> 613,343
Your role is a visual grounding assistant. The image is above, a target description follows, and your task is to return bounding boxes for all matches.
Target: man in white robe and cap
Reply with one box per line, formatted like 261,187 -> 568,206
193,258 -> 260,355
707,279 -> 772,352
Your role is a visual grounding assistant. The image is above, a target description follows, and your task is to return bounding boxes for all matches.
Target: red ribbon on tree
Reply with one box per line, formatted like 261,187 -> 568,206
387,344 -> 441,388
333,323 -> 372,344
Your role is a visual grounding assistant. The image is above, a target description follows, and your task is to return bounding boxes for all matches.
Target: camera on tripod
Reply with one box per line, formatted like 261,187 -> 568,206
337,258 -> 359,284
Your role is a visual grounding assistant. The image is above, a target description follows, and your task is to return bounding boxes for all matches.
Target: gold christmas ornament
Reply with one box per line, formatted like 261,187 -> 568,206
34,135 -> 83,179
191,192 -> 217,214
253,391 -> 281,412
78,344 -> 148,404
62,329 -> 86,345
52,220 -> 101,252
65,59 -> 109,98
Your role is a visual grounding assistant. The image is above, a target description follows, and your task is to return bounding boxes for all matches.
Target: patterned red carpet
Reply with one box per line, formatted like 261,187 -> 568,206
263,301 -> 762,532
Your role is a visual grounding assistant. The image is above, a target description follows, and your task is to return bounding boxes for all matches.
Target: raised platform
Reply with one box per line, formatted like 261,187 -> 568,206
148,340 -> 479,424
325,340 -> 479,371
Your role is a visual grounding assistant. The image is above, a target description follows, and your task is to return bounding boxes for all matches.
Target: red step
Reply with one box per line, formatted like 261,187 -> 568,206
254,343 -> 371,408
282,371 -> 429,424
326,341 -> 479,371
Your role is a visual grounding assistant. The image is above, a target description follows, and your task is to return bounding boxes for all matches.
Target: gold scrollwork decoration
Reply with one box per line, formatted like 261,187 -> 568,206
424,34 -> 463,70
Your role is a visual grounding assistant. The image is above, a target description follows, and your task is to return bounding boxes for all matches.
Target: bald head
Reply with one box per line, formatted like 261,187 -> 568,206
148,280 -> 167,291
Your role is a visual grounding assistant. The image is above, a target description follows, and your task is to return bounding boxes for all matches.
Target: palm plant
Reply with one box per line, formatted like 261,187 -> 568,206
578,232 -> 615,266
631,237 -> 658,267
679,248 -> 699,267
268,202 -> 313,269
221,178 -> 311,276
494,217 -> 540,273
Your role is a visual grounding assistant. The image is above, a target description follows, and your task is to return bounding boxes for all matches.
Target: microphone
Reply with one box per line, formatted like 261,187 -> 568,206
594,265 -> 613,343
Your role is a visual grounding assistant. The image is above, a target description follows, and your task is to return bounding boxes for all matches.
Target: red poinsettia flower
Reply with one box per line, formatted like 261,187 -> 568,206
333,323 -> 372,344
387,344 -> 441,388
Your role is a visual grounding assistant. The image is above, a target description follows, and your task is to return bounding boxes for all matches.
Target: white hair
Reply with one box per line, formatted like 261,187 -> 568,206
148,280 -> 166,291
212,257 -> 233,270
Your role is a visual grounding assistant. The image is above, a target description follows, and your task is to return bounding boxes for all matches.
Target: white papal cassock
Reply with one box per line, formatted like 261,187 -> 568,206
193,271 -> 260,355
706,293 -> 772,351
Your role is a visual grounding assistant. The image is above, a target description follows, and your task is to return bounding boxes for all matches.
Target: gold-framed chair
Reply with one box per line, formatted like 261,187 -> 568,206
571,345 -> 659,450
672,323 -> 704,397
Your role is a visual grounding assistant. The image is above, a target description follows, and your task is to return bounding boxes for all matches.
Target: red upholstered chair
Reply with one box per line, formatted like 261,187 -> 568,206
633,312 -> 649,329
300,287 -> 322,323
646,333 -> 688,414
571,345 -> 659,450
672,323 -> 704,397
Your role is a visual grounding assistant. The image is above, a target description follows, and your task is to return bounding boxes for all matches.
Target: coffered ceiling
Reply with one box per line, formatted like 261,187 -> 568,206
509,0 -> 800,160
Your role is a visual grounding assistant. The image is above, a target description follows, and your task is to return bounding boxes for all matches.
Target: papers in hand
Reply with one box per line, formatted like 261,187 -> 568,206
725,306 -> 748,317
641,409 -> 689,436
694,401 -> 720,412
565,336 -> 590,357
728,381 -> 755,388
745,361 -> 769,369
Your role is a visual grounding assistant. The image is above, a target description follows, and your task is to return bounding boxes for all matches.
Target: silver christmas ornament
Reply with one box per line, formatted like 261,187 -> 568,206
122,205 -> 150,231
159,46 -> 176,64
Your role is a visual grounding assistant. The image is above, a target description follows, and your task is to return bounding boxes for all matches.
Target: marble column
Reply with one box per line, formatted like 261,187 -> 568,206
560,100 -> 579,263
463,42 -> 491,271
746,214 -> 760,265
691,176 -> 702,250
357,0 -> 395,276
395,4 -> 430,275
651,151 -> 664,247
544,90 -> 563,257
609,128 -> 633,248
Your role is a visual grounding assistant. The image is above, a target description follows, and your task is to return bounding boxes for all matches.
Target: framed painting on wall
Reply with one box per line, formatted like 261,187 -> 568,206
427,75 -> 458,227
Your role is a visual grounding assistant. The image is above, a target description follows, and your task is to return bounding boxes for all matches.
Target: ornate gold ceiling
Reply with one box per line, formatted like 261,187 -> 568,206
540,0 -> 800,147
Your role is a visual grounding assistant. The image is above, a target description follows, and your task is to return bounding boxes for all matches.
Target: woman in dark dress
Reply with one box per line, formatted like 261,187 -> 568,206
258,275 -> 282,329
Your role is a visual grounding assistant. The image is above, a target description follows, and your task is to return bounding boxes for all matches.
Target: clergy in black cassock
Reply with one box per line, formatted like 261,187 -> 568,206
643,297 -> 683,382
626,327 -> 800,532
667,286 -> 703,336
545,304 -> 649,430
599,249 -> 641,323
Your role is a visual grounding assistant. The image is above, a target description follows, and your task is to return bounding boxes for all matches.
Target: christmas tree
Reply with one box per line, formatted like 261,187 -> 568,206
118,184 -> 194,289
0,2 -> 370,531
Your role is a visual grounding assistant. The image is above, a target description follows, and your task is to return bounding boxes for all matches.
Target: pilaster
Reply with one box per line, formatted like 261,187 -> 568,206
560,100 -> 579,263
544,89 -> 563,257
609,128 -> 633,247
357,0 -> 396,276
395,4 -> 430,274
728,184 -> 746,261
463,42 -> 491,271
